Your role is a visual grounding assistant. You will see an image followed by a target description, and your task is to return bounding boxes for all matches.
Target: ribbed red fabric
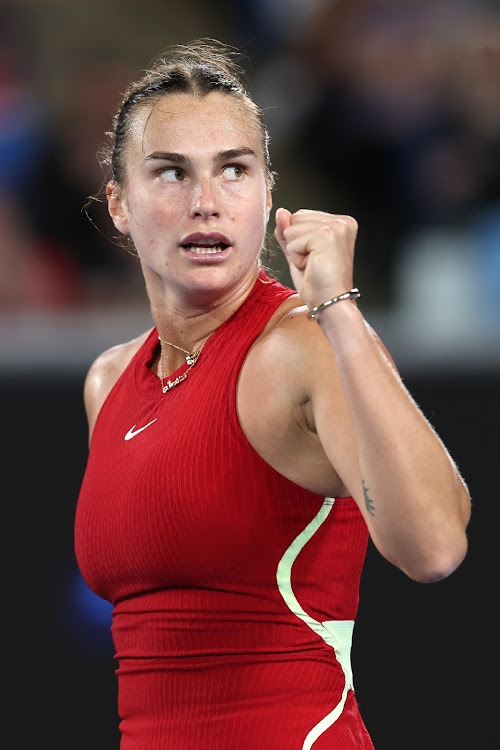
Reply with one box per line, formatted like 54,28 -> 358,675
75,270 -> 373,749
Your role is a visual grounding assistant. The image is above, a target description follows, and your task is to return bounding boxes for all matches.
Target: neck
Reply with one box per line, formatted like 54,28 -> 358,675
148,266 -> 260,351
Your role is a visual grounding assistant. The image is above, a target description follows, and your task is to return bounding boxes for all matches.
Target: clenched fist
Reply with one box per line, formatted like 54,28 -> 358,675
274,208 -> 358,312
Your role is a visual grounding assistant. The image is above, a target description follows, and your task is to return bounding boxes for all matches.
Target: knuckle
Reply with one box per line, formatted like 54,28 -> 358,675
319,225 -> 335,239
342,215 -> 358,230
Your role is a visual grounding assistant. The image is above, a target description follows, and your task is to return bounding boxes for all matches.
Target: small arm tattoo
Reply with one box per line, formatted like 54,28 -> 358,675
362,479 -> 375,516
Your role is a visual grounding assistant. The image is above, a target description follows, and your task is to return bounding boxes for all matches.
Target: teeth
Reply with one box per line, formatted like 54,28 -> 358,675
187,244 -> 225,254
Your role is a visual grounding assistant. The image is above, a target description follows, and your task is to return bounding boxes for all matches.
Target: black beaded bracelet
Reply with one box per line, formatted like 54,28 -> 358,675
307,288 -> 361,319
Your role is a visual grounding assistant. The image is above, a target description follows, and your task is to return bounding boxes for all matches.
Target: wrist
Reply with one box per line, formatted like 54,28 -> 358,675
314,297 -> 367,355
307,288 -> 360,320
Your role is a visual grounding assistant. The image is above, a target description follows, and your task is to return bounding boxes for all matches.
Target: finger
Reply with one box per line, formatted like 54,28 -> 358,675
284,245 -> 308,272
274,207 -> 292,248
290,210 -> 358,229
282,230 -> 329,274
284,227 -> 335,259
284,222 -> 357,255
283,220 -> 340,242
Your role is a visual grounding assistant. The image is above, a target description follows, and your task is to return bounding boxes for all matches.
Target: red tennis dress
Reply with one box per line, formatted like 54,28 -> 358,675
75,270 -> 374,749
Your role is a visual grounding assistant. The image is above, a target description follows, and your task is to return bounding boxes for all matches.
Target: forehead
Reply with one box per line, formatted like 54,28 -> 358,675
128,92 -> 263,161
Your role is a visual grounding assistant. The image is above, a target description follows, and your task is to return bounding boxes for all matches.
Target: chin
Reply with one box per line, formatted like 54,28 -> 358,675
180,262 -> 256,299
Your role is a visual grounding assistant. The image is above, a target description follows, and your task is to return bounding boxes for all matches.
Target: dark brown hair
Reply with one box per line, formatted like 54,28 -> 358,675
101,39 -> 275,190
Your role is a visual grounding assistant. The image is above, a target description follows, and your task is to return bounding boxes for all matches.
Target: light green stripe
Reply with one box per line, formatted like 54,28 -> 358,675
276,497 -> 355,749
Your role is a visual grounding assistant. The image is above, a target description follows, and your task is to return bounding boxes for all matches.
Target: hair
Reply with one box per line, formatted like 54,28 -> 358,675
101,39 -> 275,191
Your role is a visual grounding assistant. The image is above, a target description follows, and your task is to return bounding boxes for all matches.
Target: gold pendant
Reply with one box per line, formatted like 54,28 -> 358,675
162,371 -> 188,392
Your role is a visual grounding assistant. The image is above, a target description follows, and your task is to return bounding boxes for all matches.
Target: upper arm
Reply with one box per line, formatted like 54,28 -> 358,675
279,310 -> 400,518
269,308 -> 364,502
304,338 -> 363,504
305,317 -> 404,503
303,315 -> 470,528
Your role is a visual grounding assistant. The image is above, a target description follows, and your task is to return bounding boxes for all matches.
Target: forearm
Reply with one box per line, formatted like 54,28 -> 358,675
275,206 -> 470,580
317,300 -> 470,582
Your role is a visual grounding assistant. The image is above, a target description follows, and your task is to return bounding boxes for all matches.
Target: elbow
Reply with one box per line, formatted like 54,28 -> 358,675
376,526 -> 469,584
403,534 -> 469,584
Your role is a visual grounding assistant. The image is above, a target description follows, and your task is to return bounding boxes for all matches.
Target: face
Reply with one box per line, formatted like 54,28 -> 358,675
108,92 -> 272,301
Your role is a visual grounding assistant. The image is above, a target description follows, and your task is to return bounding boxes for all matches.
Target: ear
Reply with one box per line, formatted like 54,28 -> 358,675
106,181 -> 130,235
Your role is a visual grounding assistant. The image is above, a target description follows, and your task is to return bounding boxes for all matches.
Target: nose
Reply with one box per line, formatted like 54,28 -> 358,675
189,175 -> 220,219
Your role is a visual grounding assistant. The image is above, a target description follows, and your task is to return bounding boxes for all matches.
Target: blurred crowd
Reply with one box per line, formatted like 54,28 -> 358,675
0,3 -> 144,309
250,0 -> 500,317
2,0 -> 500,320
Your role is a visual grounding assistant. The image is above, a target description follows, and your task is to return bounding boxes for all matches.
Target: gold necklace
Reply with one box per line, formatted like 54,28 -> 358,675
158,336 -> 199,366
158,332 -> 214,393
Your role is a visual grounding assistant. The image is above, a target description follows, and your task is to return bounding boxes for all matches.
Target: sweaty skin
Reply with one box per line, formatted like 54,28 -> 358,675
84,92 -> 470,585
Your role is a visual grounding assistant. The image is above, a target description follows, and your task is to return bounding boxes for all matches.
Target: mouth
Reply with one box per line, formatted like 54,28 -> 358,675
180,232 -> 232,256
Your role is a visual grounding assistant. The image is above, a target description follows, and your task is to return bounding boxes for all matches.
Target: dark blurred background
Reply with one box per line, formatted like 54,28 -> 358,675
1,1 -> 498,748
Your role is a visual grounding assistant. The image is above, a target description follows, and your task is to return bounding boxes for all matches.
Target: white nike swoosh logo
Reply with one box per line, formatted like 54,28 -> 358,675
124,418 -> 158,441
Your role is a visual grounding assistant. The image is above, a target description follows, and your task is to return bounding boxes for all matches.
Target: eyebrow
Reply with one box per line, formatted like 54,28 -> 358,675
145,147 -> 258,164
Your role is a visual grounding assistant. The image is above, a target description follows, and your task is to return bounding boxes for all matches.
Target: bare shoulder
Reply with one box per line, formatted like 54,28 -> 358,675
274,300 -> 385,346
84,328 -> 153,439
248,297 -> 397,413
242,296 -> 342,422
270,302 -> 397,374
253,298 -> 341,387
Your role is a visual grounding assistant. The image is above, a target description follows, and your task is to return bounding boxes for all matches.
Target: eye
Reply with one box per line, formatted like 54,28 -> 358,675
159,167 -> 184,182
223,165 -> 245,180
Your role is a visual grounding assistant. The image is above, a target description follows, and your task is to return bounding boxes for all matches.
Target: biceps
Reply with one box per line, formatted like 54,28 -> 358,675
310,384 -> 362,496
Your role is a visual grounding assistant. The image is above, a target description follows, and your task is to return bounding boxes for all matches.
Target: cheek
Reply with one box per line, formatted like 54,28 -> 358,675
127,188 -> 180,235
224,180 -> 268,216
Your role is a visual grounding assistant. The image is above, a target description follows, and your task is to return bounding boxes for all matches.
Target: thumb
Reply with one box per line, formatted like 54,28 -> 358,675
274,207 -> 292,249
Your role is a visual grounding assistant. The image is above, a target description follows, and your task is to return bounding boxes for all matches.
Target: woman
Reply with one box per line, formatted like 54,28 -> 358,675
75,40 -> 470,749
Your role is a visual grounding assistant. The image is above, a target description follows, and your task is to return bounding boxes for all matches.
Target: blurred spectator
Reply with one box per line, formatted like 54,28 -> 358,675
0,3 -> 145,309
0,192 -> 84,308
30,53 -> 146,306
0,5 -> 46,200
0,4 -> 80,309
250,0 -> 500,309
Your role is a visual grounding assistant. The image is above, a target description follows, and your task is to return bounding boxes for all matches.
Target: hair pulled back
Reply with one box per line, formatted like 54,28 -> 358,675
103,39 -> 274,190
